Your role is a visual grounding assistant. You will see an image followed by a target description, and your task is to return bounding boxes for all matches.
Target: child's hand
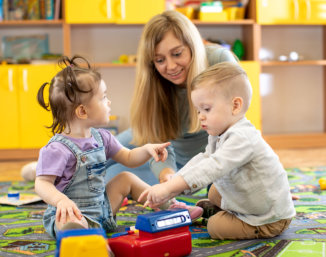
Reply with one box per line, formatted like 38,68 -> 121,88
56,197 -> 83,224
138,183 -> 172,208
144,142 -> 171,162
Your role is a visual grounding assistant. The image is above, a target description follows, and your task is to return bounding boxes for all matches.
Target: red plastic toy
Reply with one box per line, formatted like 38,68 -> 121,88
108,209 -> 192,257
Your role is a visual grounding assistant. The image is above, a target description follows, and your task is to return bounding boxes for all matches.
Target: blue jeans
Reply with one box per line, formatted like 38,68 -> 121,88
104,129 -> 159,185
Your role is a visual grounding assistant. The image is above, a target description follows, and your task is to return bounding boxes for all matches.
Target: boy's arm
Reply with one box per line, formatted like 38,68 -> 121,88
112,142 -> 170,168
35,175 -> 82,223
138,175 -> 190,208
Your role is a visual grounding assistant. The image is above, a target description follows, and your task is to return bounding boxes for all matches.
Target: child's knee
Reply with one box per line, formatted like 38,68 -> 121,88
112,171 -> 138,184
207,215 -> 229,240
257,219 -> 292,238
206,211 -> 259,240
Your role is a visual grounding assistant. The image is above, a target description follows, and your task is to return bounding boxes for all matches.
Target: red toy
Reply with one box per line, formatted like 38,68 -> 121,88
108,209 -> 192,257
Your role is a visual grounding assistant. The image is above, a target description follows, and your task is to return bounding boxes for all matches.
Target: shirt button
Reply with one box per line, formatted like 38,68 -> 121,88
192,184 -> 197,189
81,156 -> 87,162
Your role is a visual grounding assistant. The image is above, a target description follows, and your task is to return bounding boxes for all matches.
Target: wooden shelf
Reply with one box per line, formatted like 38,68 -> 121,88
263,133 -> 326,149
192,19 -> 255,25
261,60 -> 326,66
93,63 -> 136,68
260,23 -> 326,26
64,19 -> 255,26
0,20 -> 64,26
0,149 -> 39,161
94,60 -> 256,68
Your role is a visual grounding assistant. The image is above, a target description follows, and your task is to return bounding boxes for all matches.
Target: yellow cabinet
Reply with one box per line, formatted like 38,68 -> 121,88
65,0 -> 165,24
0,66 -> 20,148
257,0 -> 326,24
240,61 -> 261,131
301,0 -> 326,23
0,64 -> 58,149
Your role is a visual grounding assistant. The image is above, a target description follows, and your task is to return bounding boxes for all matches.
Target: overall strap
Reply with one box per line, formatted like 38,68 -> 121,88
49,134 -> 83,157
91,128 -> 104,147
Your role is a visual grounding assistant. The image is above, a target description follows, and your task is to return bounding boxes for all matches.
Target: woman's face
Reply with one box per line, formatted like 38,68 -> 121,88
153,31 -> 192,87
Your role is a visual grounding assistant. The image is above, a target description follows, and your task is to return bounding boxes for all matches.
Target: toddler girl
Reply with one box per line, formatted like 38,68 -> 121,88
35,56 -> 202,241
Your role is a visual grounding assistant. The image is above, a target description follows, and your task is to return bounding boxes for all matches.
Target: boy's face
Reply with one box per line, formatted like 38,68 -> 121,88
191,84 -> 234,136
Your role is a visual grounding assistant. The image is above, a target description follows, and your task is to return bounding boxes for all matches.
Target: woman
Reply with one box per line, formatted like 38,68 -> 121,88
104,10 -> 237,185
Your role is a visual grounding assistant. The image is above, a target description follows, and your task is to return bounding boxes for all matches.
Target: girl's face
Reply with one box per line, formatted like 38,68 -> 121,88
191,85 -> 233,137
153,31 -> 192,87
84,80 -> 111,127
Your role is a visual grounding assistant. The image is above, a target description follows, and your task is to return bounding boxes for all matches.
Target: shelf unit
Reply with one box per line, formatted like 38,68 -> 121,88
259,23 -> 326,149
1,0 -> 326,160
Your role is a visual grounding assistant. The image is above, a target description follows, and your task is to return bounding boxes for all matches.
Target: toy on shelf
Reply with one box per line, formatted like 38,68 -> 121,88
109,208 -> 192,257
107,115 -> 119,135
112,54 -> 137,64
232,39 -> 244,60
55,228 -> 111,257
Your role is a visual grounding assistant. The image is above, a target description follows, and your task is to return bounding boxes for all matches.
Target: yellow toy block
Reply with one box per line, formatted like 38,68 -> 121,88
319,178 -> 326,190
60,235 -> 109,257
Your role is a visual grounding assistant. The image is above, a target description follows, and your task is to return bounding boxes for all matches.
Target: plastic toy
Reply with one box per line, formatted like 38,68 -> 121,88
55,228 -> 109,257
319,178 -> 326,190
109,208 -> 192,257
7,191 -> 20,202
232,39 -> 245,60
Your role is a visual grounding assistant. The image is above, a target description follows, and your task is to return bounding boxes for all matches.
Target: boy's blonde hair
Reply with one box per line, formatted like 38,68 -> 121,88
130,10 -> 207,145
191,62 -> 252,113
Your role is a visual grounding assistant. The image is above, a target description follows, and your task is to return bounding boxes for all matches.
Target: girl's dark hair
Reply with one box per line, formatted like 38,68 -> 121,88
37,55 -> 101,135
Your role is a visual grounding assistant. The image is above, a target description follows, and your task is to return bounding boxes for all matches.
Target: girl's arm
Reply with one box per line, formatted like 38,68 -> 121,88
35,175 -> 82,224
112,142 -> 171,168
138,175 -> 190,208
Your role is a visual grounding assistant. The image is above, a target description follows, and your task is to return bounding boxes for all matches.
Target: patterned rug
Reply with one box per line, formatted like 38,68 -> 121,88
0,167 -> 326,257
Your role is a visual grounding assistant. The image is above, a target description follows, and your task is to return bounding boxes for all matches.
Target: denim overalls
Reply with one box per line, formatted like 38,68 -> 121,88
43,129 -> 117,238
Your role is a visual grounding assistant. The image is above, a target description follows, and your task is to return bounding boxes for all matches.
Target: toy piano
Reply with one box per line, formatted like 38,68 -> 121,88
109,208 -> 192,257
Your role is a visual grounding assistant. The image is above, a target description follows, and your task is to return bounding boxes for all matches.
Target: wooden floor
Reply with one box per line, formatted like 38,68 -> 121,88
0,147 -> 326,182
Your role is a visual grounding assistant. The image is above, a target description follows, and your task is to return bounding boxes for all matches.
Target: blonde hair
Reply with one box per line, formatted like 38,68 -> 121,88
191,62 -> 252,113
130,10 -> 207,145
